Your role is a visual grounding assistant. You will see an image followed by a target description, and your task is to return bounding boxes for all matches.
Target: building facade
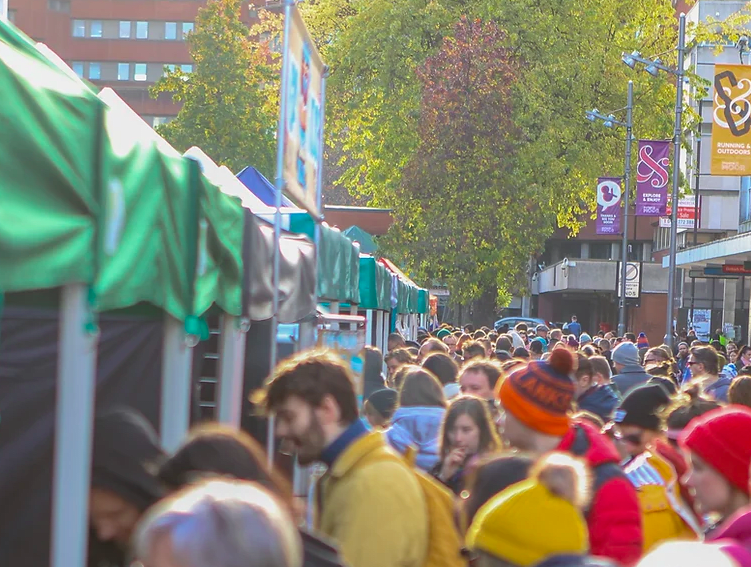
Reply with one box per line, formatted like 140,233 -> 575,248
7,0 -> 257,126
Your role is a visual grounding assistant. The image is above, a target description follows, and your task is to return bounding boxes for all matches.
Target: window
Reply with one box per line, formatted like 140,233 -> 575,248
181,64 -> 193,73
117,63 -> 130,81
182,22 -> 194,38
48,0 -> 70,12
89,62 -> 101,80
165,22 -> 177,40
589,242 -> 612,260
153,116 -> 172,127
163,64 -> 177,76
134,63 -> 148,81
72,19 -> 85,37
72,61 -> 84,78
8,9 -> 16,23
741,177 -> 751,225
90,20 -> 103,38
119,21 -> 131,38
136,21 -> 149,39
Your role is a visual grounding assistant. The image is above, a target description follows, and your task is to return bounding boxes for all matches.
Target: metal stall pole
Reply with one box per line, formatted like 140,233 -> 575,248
665,14 -> 686,348
50,285 -> 98,567
269,0 -> 294,467
160,315 -> 194,452
216,315 -> 249,427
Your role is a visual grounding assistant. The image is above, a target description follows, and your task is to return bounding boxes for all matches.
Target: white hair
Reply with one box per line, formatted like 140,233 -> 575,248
134,479 -> 303,567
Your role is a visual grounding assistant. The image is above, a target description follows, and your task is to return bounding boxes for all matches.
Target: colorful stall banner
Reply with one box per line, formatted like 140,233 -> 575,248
635,140 -> 670,216
280,5 -> 325,216
711,64 -> 751,176
596,177 -> 622,235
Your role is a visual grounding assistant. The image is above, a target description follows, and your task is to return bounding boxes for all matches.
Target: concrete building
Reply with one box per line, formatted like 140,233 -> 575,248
7,0 -> 257,126
531,213 -> 667,340
669,0 -> 751,343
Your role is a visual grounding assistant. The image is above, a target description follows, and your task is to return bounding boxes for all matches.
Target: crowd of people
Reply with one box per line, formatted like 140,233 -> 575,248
87,318 -> 751,567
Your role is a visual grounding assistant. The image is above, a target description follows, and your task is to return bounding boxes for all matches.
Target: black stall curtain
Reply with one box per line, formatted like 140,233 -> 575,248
0,306 -> 168,566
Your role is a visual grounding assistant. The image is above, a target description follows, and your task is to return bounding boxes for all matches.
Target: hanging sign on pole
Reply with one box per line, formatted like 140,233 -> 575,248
596,177 -> 623,235
280,5 -> 325,217
710,64 -> 751,176
635,140 -> 670,216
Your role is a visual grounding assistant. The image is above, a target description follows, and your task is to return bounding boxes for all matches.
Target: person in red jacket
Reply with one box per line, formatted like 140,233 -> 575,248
498,349 -> 643,566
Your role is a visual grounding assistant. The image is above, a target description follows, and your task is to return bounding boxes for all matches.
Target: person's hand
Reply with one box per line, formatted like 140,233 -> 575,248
439,448 -> 465,481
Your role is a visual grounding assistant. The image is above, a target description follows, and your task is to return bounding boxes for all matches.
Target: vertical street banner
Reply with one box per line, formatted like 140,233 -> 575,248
596,177 -> 622,235
635,140 -> 670,216
280,5 -> 325,216
711,64 -> 751,175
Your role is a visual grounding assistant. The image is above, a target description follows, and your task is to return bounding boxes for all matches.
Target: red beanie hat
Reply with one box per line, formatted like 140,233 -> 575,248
681,406 -> 751,495
498,349 -> 575,436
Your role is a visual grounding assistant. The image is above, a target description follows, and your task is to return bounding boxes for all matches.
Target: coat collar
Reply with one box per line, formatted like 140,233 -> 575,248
327,431 -> 389,479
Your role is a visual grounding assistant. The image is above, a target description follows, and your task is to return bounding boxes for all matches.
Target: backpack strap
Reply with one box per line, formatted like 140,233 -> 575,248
568,424 -> 627,515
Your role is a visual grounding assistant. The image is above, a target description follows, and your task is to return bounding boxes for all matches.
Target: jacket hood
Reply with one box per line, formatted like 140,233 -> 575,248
577,384 -> 620,421
709,508 -> 751,546
386,406 -> 445,469
559,419 -> 621,467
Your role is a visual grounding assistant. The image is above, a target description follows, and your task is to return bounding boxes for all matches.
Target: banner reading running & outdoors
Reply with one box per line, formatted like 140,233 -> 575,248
596,177 -> 623,235
280,5 -> 324,216
711,64 -> 751,176
635,140 -> 670,216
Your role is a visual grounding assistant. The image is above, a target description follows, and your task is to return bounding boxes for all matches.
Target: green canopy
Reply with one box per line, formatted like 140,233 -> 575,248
343,225 -> 377,254
317,225 -> 360,304
418,289 -> 429,314
94,92 -> 243,320
358,256 -> 392,311
0,35 -> 103,293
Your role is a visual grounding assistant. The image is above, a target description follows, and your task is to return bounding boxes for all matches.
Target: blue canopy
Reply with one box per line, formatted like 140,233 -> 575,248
236,166 -> 295,207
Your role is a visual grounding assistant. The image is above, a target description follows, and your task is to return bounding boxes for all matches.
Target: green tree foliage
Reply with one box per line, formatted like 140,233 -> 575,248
384,17 -> 548,305
305,0 -> 702,306
150,0 -> 281,176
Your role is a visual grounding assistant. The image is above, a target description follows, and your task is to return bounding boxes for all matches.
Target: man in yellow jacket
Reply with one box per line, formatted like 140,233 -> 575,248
259,349 -> 429,567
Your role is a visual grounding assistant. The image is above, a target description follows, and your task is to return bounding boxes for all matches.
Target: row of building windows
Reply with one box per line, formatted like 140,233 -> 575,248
71,61 -> 193,82
72,20 -> 194,41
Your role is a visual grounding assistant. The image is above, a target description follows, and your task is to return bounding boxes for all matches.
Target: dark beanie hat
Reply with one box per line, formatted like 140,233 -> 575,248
366,389 -> 398,419
91,408 -> 166,512
613,383 -> 671,431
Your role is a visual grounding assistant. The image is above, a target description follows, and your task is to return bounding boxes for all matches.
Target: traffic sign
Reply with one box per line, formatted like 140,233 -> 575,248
616,261 -> 642,299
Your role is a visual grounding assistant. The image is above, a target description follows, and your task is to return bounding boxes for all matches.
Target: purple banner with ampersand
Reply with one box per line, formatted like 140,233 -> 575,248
635,140 -> 670,216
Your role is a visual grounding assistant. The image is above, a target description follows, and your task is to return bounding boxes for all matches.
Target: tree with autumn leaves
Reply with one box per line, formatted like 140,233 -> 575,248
384,17 -> 551,307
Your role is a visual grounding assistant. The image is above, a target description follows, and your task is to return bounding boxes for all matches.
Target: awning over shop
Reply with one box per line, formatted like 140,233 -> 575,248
358,256 -> 392,311
669,232 -> 751,270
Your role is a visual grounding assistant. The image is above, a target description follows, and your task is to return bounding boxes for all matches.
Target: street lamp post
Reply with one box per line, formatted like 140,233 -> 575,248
586,80 -> 634,337
622,13 -> 686,347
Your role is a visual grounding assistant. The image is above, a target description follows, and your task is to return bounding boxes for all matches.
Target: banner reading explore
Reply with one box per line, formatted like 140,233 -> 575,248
711,64 -> 751,176
596,177 -> 622,235
635,140 -> 670,216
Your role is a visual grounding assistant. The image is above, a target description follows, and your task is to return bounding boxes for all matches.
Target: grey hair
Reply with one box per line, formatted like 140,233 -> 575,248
134,479 -> 303,567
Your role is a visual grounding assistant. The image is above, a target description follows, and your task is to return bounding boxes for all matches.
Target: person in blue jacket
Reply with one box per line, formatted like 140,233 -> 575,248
386,365 -> 446,470
568,315 -> 582,338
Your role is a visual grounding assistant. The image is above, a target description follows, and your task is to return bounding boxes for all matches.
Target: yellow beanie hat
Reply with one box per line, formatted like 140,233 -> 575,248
466,453 -> 590,567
